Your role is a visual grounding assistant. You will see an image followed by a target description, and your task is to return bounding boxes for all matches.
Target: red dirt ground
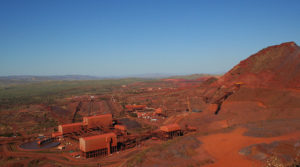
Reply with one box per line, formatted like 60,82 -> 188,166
198,128 -> 300,167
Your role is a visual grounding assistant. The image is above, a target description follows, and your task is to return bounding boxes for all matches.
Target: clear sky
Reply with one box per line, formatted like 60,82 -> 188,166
1,0 -> 300,76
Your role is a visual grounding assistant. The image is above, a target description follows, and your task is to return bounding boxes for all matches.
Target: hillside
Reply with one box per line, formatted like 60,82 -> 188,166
199,42 -> 300,124
219,42 -> 300,88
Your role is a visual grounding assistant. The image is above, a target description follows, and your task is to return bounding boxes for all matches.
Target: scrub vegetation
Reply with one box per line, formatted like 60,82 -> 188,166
0,78 -> 150,110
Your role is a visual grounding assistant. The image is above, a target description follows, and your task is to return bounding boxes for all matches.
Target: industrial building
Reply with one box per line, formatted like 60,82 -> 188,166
79,133 -> 117,158
83,114 -> 112,129
58,122 -> 83,135
160,124 -> 182,139
53,114 -> 113,137
50,113 -> 192,159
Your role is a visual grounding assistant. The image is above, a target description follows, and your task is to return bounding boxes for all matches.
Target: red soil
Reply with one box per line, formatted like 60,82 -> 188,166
198,128 -> 300,167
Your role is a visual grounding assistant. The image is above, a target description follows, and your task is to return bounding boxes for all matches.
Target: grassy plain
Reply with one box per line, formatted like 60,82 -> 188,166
0,78 -> 150,110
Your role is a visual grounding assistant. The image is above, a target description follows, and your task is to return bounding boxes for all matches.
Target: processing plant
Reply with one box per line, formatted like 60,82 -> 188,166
49,113 -> 195,158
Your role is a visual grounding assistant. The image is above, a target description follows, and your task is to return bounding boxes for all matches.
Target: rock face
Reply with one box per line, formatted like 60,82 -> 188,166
219,42 -> 300,89
201,42 -> 300,122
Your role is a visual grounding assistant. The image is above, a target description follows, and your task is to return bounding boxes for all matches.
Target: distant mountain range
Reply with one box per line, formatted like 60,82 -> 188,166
0,73 -> 219,81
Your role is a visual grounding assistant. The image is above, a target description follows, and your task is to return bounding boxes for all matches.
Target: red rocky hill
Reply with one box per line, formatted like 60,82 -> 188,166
199,42 -> 300,124
219,42 -> 300,89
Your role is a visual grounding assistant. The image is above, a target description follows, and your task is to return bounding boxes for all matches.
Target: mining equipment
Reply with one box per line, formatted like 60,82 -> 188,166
72,101 -> 82,123
72,96 -> 95,122
88,96 -> 94,116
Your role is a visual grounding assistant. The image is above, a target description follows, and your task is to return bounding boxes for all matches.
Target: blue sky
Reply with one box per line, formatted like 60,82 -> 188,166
1,0 -> 300,76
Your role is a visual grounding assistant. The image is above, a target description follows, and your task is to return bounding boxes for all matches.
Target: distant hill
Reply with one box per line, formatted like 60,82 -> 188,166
124,73 -> 174,79
167,74 -> 221,80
